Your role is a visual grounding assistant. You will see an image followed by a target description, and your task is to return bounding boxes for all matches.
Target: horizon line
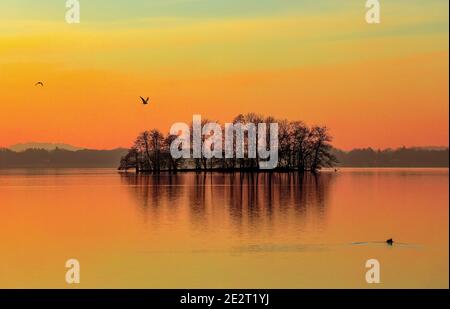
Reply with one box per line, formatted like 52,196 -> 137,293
2,142 -> 449,153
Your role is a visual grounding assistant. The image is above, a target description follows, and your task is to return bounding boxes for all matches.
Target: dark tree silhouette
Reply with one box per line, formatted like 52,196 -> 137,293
309,126 -> 337,171
118,113 -> 338,173
164,133 -> 183,172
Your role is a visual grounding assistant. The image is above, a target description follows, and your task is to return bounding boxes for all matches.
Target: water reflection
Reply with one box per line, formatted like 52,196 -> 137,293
120,172 -> 334,233
0,168 -> 447,287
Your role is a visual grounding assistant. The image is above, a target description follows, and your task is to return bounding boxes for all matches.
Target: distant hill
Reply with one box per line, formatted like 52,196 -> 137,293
9,142 -> 83,152
411,146 -> 449,151
333,147 -> 449,168
0,148 -> 128,168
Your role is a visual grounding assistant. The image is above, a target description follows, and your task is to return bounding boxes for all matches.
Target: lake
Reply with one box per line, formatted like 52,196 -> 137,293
0,168 -> 448,288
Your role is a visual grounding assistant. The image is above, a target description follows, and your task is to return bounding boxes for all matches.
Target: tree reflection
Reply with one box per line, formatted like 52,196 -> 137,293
120,171 -> 334,234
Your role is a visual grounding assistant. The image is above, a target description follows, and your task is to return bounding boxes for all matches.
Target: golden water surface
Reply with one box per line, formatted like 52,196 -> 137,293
0,168 -> 448,288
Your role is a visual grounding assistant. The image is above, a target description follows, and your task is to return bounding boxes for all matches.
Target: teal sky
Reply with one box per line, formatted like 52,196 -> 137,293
0,0 -> 446,21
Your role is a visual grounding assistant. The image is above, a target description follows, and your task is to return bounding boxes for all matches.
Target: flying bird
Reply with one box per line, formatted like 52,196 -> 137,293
35,81 -> 44,87
140,96 -> 150,105
386,238 -> 394,246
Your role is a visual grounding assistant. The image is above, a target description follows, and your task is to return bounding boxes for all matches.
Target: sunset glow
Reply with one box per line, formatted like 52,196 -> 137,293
0,0 -> 448,150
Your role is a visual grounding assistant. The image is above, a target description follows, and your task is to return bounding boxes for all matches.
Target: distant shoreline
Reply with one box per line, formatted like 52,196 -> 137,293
0,147 -> 448,169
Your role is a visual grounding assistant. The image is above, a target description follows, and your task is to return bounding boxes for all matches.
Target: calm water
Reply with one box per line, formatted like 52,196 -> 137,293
0,168 -> 448,288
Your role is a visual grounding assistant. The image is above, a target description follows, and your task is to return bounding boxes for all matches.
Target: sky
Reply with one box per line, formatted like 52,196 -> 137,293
0,0 -> 448,150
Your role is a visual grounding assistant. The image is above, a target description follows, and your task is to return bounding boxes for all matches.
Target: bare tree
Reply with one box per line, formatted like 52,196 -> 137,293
190,117 -> 214,171
133,131 -> 153,171
308,126 -> 337,172
164,133 -> 183,172
289,121 -> 310,172
277,119 -> 291,169
148,129 -> 164,172
118,147 -> 140,172
119,113 -> 337,173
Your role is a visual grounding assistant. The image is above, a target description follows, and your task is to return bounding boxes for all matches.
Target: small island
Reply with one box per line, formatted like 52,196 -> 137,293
118,113 -> 336,173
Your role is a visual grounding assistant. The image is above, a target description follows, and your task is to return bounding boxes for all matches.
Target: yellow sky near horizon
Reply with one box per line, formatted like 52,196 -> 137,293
0,1 -> 448,150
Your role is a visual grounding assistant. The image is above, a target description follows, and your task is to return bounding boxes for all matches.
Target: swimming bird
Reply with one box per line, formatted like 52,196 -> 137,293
386,238 -> 394,246
35,81 -> 44,87
140,96 -> 150,105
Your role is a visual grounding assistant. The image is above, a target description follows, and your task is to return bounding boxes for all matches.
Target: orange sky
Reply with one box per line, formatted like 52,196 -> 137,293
0,1 -> 448,150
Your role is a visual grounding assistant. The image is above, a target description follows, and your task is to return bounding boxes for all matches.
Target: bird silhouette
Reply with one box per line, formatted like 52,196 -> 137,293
35,81 -> 44,87
386,238 -> 394,246
140,97 -> 150,105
